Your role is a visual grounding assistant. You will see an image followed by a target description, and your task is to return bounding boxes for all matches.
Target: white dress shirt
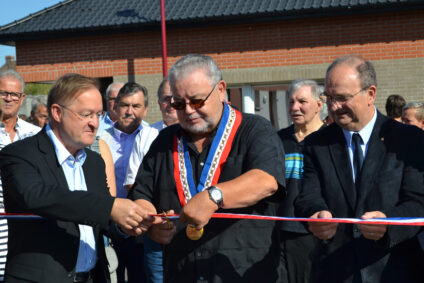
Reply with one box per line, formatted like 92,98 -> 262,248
342,108 -> 377,182
150,120 -> 166,132
123,125 -> 159,187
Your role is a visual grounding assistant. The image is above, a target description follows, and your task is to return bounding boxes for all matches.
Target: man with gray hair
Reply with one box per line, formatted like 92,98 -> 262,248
278,79 -> 325,283
29,97 -> 48,127
402,101 -> 424,130
150,77 -> 178,131
98,82 -> 124,132
295,55 -> 424,282
0,69 -> 40,282
128,54 -> 285,282
100,82 -> 158,283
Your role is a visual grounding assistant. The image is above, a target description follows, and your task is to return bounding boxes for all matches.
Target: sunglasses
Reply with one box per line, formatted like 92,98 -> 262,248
171,82 -> 218,110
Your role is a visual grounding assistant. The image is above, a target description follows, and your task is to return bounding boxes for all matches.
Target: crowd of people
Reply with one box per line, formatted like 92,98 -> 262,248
0,54 -> 423,283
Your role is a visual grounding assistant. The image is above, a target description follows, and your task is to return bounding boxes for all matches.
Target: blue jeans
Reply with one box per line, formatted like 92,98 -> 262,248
143,234 -> 163,283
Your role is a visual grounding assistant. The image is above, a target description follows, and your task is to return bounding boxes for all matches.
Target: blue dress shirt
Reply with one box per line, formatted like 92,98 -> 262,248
45,124 -> 97,272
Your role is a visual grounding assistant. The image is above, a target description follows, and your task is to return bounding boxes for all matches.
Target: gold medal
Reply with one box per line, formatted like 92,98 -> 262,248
186,225 -> 204,240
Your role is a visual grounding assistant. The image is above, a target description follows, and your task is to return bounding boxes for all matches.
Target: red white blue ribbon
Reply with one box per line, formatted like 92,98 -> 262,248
2,212 -> 424,226
156,213 -> 424,226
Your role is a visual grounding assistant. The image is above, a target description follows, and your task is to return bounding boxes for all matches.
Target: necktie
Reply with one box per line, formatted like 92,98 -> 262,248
352,133 -> 363,181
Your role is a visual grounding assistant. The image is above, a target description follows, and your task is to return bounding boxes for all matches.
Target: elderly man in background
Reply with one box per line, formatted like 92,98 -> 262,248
295,55 -> 424,282
29,97 -> 49,127
402,101 -> 424,130
150,77 -> 179,131
0,69 -> 40,282
98,82 -> 124,132
278,79 -> 325,283
126,77 -> 178,283
100,82 -> 158,283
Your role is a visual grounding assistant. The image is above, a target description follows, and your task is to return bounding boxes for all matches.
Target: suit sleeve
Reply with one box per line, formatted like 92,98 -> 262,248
295,139 -> 330,218
383,127 -> 424,247
0,146 -> 114,230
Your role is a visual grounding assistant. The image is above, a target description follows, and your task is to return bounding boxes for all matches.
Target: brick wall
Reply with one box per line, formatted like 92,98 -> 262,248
14,9 -> 424,122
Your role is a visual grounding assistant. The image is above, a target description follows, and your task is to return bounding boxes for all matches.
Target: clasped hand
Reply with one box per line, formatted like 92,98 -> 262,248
308,210 -> 387,241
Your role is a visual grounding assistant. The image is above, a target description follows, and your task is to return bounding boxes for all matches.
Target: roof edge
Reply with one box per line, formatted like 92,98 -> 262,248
1,1 -> 424,44
0,0 -> 76,31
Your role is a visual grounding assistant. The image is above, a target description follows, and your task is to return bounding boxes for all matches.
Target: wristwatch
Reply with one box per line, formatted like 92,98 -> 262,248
206,186 -> 224,209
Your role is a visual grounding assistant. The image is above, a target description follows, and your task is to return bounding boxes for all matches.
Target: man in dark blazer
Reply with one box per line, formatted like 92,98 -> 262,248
0,74 -> 152,283
295,55 -> 424,283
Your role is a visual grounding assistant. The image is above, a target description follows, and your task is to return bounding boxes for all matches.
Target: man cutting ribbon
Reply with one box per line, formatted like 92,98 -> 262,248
295,55 -> 424,283
127,54 -> 286,282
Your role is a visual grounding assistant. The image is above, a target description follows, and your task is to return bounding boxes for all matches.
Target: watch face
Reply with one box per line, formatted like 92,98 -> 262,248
211,189 -> 222,200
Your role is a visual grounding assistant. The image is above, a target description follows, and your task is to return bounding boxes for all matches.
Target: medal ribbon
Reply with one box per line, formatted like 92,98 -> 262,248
173,103 -> 242,207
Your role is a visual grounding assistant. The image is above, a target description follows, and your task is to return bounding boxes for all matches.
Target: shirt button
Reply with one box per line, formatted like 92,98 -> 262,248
67,273 -> 73,278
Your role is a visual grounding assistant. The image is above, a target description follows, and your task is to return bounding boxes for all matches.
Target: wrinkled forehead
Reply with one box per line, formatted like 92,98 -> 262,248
171,67 -> 212,87
0,76 -> 23,92
325,65 -> 361,92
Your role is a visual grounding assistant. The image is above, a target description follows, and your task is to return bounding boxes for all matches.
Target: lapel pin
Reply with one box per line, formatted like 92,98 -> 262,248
380,137 -> 384,141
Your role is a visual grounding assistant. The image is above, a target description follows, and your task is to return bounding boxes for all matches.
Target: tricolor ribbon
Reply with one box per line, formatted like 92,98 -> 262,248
154,213 -> 424,226
2,212 -> 424,226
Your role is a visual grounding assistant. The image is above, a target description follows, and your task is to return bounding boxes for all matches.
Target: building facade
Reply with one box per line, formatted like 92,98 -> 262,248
0,0 -> 423,127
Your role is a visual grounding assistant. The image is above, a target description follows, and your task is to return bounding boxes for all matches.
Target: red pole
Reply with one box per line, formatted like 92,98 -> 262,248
160,0 -> 168,77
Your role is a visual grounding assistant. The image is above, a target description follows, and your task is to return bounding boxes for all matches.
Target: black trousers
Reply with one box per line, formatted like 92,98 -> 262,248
280,230 -> 318,283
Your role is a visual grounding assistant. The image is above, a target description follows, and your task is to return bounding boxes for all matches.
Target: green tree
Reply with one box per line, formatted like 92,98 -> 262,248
24,83 -> 51,95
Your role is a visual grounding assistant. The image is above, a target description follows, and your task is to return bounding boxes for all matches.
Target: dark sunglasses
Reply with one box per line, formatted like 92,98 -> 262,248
171,82 -> 218,110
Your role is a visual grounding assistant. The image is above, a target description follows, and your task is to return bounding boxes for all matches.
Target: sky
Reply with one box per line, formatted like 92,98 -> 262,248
0,0 -> 63,66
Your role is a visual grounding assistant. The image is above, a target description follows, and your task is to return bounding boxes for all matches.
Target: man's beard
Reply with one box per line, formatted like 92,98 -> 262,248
181,115 -> 214,135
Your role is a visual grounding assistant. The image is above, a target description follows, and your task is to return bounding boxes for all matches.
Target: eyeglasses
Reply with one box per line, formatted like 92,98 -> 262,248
107,97 -> 117,102
0,90 -> 23,101
324,88 -> 366,105
59,104 -> 103,121
171,82 -> 219,110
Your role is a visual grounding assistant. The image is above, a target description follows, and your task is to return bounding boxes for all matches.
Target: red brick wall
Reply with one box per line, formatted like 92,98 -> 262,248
16,9 -> 424,82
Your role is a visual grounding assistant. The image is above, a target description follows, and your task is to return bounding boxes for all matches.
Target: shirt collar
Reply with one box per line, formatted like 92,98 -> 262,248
45,123 -> 86,165
342,107 -> 377,146
104,113 -> 114,124
112,123 -> 143,139
15,117 -> 23,130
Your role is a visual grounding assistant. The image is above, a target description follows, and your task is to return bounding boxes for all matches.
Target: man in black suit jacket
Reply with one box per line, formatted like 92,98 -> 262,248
295,55 -> 424,282
0,74 -> 152,283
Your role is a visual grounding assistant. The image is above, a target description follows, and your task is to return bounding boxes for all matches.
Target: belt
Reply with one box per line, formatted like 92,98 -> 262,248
74,271 -> 92,283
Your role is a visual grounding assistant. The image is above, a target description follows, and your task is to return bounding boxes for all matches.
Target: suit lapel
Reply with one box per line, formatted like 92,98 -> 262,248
328,125 -> 357,210
355,113 -> 388,210
37,129 -> 69,190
